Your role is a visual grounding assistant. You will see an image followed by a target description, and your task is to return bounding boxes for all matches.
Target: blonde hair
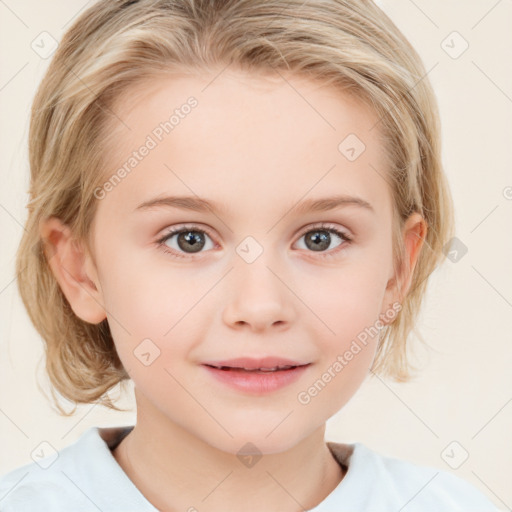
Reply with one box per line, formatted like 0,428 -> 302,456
16,0 -> 454,414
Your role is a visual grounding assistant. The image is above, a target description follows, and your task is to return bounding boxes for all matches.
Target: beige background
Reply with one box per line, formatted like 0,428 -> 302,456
1,0 -> 511,509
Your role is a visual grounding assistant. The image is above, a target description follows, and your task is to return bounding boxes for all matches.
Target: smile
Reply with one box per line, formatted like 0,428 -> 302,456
201,363 -> 311,394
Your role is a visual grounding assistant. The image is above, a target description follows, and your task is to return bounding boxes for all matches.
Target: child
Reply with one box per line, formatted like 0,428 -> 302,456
0,0 -> 501,510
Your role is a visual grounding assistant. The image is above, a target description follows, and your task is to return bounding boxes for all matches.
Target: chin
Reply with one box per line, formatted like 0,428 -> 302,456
202,424 -> 310,457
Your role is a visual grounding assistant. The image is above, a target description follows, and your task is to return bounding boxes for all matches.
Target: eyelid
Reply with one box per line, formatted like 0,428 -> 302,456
295,222 -> 352,240
157,222 -> 215,239
158,222 -> 352,241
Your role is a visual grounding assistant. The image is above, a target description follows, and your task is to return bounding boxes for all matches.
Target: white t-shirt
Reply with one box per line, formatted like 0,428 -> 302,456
0,425 -> 501,511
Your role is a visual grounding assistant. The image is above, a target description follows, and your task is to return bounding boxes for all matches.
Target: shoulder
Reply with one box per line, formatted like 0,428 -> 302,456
0,469 -> 80,511
327,441 -> 501,511
0,441 -> 92,511
365,444 -> 495,508
0,425 -> 137,512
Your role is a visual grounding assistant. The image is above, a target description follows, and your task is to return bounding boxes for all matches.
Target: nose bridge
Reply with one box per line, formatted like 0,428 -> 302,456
222,237 -> 295,330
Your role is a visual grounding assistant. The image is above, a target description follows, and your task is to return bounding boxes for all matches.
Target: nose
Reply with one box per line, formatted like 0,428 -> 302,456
222,256 -> 296,333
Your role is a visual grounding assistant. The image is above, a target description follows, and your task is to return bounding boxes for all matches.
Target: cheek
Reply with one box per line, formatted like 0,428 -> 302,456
299,260 -> 390,339
296,269 -> 384,418
100,264 -> 216,383
100,249 -> 211,336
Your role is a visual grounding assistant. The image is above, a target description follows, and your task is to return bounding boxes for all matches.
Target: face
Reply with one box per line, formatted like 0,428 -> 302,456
59,69 -> 423,455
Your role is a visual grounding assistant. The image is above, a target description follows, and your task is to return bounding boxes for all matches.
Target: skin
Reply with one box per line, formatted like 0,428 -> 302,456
40,68 -> 426,512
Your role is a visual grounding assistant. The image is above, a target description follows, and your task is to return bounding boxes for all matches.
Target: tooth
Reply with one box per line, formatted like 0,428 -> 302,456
212,365 -> 298,372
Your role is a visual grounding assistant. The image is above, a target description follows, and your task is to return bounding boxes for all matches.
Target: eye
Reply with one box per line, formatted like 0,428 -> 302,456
295,223 -> 352,258
156,222 -> 352,260
156,225 -> 215,258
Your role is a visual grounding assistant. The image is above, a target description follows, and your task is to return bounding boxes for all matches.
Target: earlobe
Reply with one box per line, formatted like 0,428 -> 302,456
39,216 -> 107,324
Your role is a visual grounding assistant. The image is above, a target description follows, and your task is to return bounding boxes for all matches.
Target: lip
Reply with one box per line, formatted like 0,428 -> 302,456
201,356 -> 308,370
201,357 -> 312,394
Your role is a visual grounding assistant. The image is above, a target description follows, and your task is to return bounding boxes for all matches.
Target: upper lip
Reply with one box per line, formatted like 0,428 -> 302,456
202,357 -> 310,370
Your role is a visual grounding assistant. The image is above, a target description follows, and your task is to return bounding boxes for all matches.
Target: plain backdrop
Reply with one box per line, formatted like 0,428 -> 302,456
0,0 -> 511,509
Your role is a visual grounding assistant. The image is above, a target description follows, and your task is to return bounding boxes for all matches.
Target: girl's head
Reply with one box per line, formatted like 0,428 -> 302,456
17,0 -> 454,447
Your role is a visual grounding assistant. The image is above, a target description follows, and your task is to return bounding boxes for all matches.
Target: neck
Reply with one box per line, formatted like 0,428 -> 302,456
113,390 -> 346,512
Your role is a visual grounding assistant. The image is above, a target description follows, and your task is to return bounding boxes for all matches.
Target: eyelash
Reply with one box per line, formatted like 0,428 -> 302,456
156,222 -> 353,260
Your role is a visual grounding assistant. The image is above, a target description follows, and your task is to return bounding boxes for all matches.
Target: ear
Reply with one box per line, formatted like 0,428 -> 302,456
39,216 -> 107,324
380,212 -> 427,322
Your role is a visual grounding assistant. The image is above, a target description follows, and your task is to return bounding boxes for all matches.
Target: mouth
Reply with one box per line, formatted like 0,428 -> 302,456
203,364 -> 305,374
200,359 -> 312,394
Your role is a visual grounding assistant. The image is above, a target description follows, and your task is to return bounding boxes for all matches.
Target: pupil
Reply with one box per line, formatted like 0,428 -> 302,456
174,230 -> 331,254
178,231 -> 204,253
306,231 -> 330,251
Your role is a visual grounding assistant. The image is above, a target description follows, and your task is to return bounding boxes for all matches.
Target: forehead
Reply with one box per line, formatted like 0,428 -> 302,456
97,69 -> 392,221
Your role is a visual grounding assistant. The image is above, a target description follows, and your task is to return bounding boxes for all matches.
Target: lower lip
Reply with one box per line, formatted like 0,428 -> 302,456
202,364 -> 311,394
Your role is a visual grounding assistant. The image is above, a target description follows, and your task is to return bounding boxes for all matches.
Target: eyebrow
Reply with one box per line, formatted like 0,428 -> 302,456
134,194 -> 375,215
